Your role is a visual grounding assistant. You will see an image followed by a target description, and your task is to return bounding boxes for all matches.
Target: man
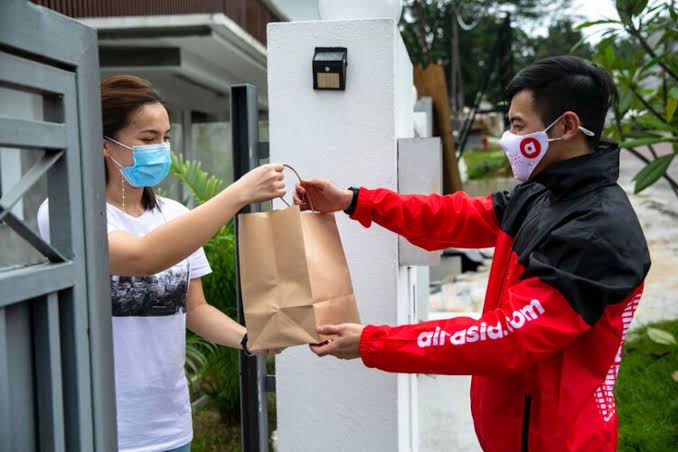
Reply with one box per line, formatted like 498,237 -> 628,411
293,56 -> 650,451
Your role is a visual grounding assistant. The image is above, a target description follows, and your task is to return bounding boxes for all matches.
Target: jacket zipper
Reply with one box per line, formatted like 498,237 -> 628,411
522,395 -> 532,452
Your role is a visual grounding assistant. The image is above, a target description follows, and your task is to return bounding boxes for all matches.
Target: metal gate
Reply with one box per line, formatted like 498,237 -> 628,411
0,1 -> 117,451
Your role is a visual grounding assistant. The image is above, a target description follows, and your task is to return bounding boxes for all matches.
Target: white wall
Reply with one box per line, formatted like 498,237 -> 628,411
268,18 -> 414,452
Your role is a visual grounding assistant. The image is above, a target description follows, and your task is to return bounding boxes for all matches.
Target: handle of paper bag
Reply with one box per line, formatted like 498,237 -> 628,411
279,164 -> 316,212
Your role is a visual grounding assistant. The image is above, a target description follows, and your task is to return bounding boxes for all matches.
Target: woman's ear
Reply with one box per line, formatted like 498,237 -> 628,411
103,138 -> 111,158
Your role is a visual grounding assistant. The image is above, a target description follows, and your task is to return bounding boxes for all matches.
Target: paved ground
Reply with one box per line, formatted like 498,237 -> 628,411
418,145 -> 678,451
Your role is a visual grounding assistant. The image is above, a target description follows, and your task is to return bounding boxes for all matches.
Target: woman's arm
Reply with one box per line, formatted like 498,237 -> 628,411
186,278 -> 246,348
108,163 -> 285,276
186,278 -> 279,356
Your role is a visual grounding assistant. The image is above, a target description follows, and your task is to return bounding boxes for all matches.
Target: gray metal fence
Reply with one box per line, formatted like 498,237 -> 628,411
0,1 -> 117,450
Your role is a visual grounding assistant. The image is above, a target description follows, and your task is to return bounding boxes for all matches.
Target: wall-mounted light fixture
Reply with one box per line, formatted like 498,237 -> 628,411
312,47 -> 348,90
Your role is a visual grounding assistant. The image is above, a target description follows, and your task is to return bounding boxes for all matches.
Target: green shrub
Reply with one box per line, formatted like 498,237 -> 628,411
463,149 -> 510,180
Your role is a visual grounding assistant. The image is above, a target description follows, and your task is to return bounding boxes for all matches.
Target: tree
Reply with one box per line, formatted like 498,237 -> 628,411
400,0 -> 584,106
578,0 -> 678,196
530,19 -> 594,62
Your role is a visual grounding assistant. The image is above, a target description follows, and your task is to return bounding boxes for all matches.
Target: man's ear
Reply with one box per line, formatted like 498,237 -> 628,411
560,111 -> 581,141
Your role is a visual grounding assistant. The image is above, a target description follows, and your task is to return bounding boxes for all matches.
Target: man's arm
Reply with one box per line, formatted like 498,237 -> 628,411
311,277 -> 591,372
351,188 -> 503,250
359,277 -> 589,375
312,216 -> 649,373
295,180 -> 507,250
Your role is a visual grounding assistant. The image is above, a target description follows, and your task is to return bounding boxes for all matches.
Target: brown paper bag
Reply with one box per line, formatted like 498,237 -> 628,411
237,185 -> 360,351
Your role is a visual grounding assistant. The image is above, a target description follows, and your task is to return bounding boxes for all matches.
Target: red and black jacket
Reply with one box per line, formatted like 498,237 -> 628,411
353,142 -> 650,451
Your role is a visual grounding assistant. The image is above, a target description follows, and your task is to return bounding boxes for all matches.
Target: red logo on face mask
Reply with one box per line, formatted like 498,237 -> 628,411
520,137 -> 541,158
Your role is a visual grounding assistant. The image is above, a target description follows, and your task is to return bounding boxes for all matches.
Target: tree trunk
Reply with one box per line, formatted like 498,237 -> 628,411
414,64 -> 463,193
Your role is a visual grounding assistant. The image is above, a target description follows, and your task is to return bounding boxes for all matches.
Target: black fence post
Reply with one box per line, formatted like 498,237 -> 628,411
231,84 -> 269,452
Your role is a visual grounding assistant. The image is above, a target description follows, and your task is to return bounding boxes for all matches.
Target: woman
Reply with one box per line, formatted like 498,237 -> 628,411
37,75 -> 284,452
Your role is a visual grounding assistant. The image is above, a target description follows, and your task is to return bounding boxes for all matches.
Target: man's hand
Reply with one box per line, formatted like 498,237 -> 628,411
293,179 -> 354,213
310,324 -> 365,360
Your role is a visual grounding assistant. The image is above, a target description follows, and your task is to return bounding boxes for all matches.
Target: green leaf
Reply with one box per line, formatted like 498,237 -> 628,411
620,137 -> 675,148
639,52 -> 670,76
623,130 -> 664,139
670,86 -> 678,100
576,19 -> 621,29
618,88 -> 634,115
185,334 -> 218,381
647,327 -> 678,346
632,153 -> 675,193
616,0 -> 632,25
667,98 -> 678,123
617,0 -> 649,17
603,44 -> 616,69
637,115 -> 676,133
644,1 -> 668,16
657,28 -> 678,46
644,18 -> 674,35
669,61 -> 678,79
606,126 -> 622,141
570,35 -> 588,53
632,0 -> 649,15
170,153 -> 225,204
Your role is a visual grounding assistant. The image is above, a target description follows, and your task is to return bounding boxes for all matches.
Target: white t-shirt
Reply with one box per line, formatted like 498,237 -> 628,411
37,196 -> 212,452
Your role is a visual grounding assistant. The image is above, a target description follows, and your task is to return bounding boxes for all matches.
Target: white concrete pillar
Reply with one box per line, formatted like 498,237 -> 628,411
267,18 -> 415,452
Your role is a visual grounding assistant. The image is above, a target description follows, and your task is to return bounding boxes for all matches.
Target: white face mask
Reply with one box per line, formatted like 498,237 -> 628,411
499,113 -> 595,182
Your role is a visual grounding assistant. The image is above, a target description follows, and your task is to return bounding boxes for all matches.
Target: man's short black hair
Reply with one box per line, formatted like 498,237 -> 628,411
505,55 -> 618,148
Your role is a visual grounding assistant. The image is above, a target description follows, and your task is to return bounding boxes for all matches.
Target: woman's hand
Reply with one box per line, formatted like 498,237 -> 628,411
293,179 -> 353,213
232,163 -> 286,206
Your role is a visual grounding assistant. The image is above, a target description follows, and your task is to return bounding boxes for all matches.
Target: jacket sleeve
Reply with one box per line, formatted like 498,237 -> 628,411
359,277 -> 590,376
350,187 -> 506,250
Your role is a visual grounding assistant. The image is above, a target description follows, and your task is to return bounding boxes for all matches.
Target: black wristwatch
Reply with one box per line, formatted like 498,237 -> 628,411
241,333 -> 253,356
344,187 -> 360,216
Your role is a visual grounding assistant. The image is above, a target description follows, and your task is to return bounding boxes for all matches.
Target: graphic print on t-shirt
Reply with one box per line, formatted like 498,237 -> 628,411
111,264 -> 189,317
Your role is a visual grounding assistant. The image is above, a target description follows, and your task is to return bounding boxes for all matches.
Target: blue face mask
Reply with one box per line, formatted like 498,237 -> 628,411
104,137 -> 171,188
